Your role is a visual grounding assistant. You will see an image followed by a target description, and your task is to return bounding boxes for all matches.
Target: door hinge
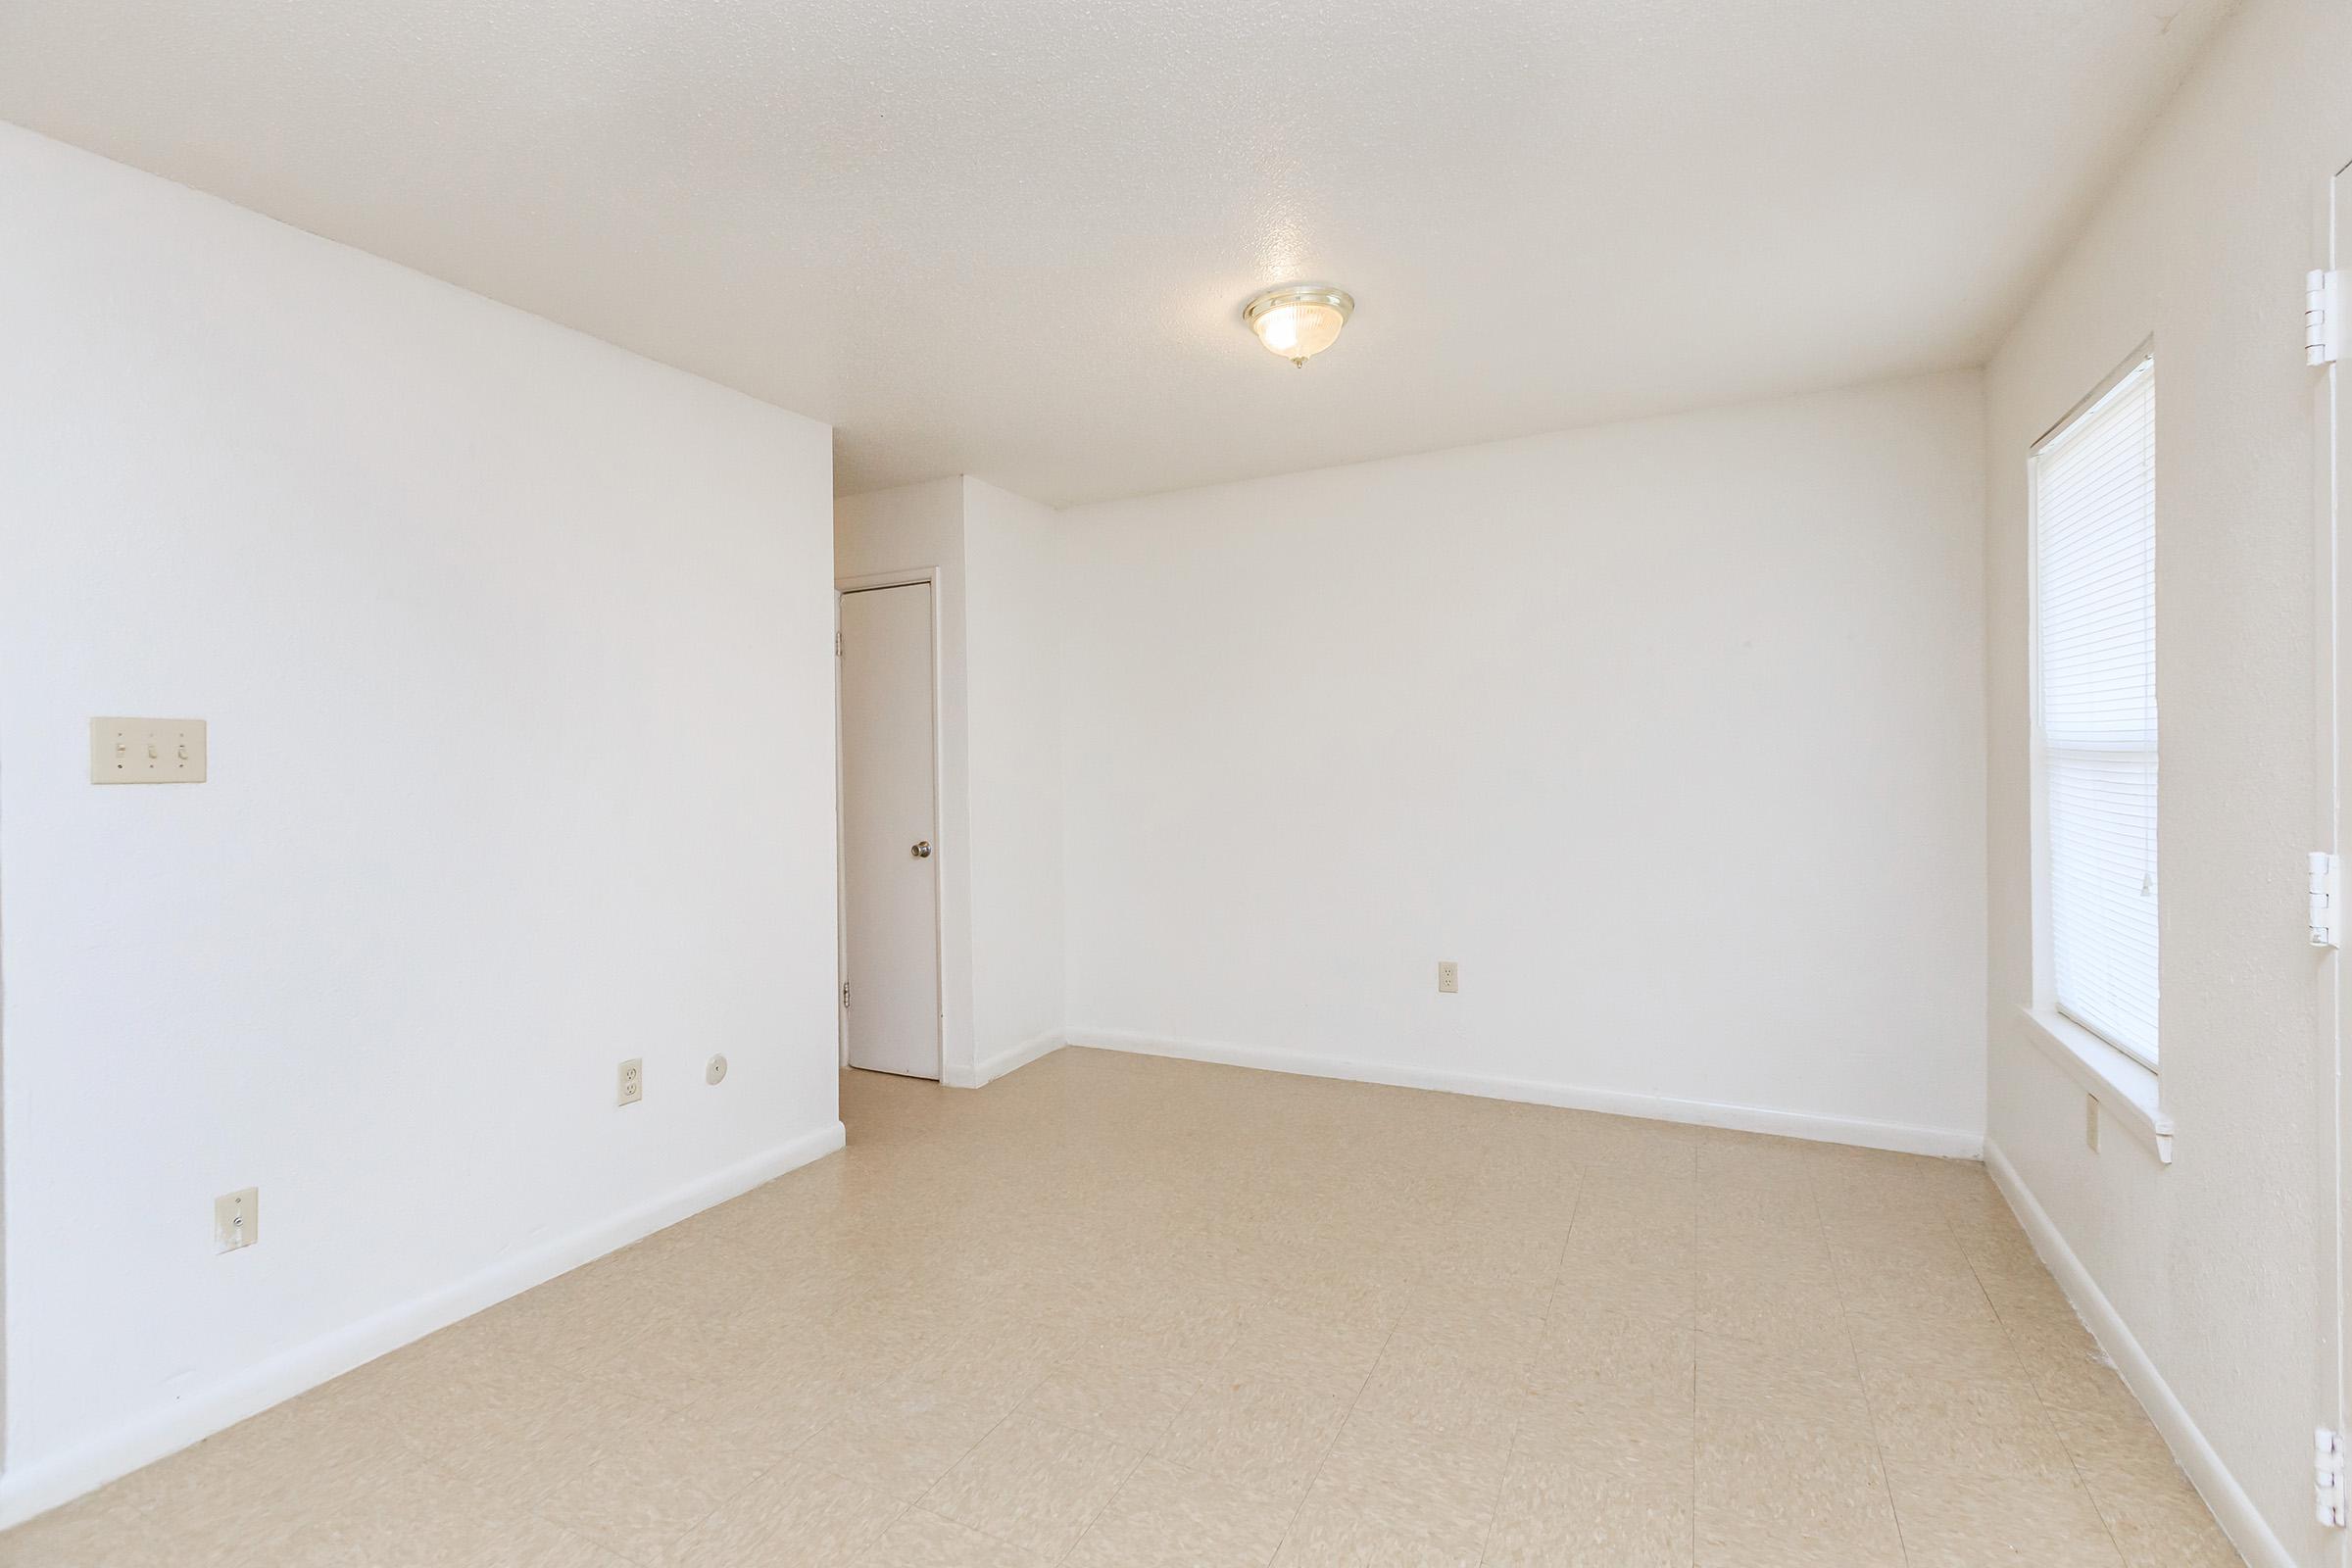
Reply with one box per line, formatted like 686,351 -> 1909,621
2311,853 -> 2341,948
835,630 -> 844,656
2318,1427 -> 2345,1527
840,980 -> 851,1008
2308,270 -> 2342,366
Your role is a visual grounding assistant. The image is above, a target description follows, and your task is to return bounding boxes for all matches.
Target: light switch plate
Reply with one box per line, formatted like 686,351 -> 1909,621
215,1188 -> 258,1252
91,718 -> 207,783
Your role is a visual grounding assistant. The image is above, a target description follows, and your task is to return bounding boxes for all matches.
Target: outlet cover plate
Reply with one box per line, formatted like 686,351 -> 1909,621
617,1058 -> 643,1106
1437,961 -> 1459,994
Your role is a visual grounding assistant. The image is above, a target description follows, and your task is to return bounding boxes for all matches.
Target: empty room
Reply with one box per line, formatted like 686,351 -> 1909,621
2,1 -> 2348,1564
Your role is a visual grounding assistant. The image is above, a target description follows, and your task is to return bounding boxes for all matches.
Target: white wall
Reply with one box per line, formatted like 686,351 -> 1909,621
961,480 -> 1067,1075
0,126 -> 842,1519
1983,1 -> 2352,1562
1059,370 -> 1988,1153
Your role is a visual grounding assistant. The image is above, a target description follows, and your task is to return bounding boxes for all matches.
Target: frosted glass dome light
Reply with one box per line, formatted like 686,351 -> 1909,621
1243,284 -> 1354,368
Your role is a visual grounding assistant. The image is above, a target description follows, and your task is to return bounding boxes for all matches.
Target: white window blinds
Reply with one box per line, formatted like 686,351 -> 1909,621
2034,355 -> 2157,1067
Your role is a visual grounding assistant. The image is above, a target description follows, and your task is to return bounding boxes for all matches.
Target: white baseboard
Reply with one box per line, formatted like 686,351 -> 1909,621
0,1119 -> 847,1532
1984,1140 -> 2291,1568
945,1029 -> 1065,1089
1072,1030 -> 1982,1159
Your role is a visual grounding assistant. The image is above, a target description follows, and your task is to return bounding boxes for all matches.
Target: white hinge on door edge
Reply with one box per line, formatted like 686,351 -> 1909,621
2309,270 -> 2342,366
841,980 -> 851,1008
2318,1428 -> 2346,1527
2312,854 -> 2342,948
835,630 -> 844,656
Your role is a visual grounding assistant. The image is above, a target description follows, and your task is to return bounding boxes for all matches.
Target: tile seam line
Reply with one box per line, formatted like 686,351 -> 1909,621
1811,1160 -> 1918,1568
1946,1183 -> 2135,1568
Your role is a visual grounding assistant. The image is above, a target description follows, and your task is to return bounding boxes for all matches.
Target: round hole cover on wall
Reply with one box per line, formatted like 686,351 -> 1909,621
706,1054 -> 727,1085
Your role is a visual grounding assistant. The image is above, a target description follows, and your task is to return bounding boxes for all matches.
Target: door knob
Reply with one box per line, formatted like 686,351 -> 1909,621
910,841 -> 932,858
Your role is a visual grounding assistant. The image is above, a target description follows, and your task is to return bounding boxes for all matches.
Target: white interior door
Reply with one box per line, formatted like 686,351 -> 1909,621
839,582 -> 943,1079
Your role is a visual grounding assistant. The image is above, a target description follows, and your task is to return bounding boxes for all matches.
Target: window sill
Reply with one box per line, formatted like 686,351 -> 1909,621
2015,1006 -> 2172,1164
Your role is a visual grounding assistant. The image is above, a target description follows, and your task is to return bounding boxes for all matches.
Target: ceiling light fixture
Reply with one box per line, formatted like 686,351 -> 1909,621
1243,283 -> 1354,368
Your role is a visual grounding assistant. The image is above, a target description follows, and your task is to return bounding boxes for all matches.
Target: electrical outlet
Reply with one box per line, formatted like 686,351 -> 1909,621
617,1058 -> 643,1106
1437,961 -> 1459,994
215,1188 -> 258,1252
2084,1094 -> 2099,1152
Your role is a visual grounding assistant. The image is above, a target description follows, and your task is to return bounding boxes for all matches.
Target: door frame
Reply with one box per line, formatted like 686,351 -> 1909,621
2326,157 -> 2351,1513
834,567 -> 949,1076
2316,155 -> 2352,1542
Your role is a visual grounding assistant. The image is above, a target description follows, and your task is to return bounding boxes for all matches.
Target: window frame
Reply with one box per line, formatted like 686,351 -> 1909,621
2027,342 -> 2159,1075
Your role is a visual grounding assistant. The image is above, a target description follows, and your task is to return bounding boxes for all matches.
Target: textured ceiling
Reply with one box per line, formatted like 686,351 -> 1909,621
0,0 -> 2224,506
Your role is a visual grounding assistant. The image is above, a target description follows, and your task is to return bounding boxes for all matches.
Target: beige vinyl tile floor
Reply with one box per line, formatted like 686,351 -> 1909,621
1,1047 -> 2241,1567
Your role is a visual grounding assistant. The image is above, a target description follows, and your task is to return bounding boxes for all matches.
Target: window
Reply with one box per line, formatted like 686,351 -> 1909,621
2033,353 -> 2157,1068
